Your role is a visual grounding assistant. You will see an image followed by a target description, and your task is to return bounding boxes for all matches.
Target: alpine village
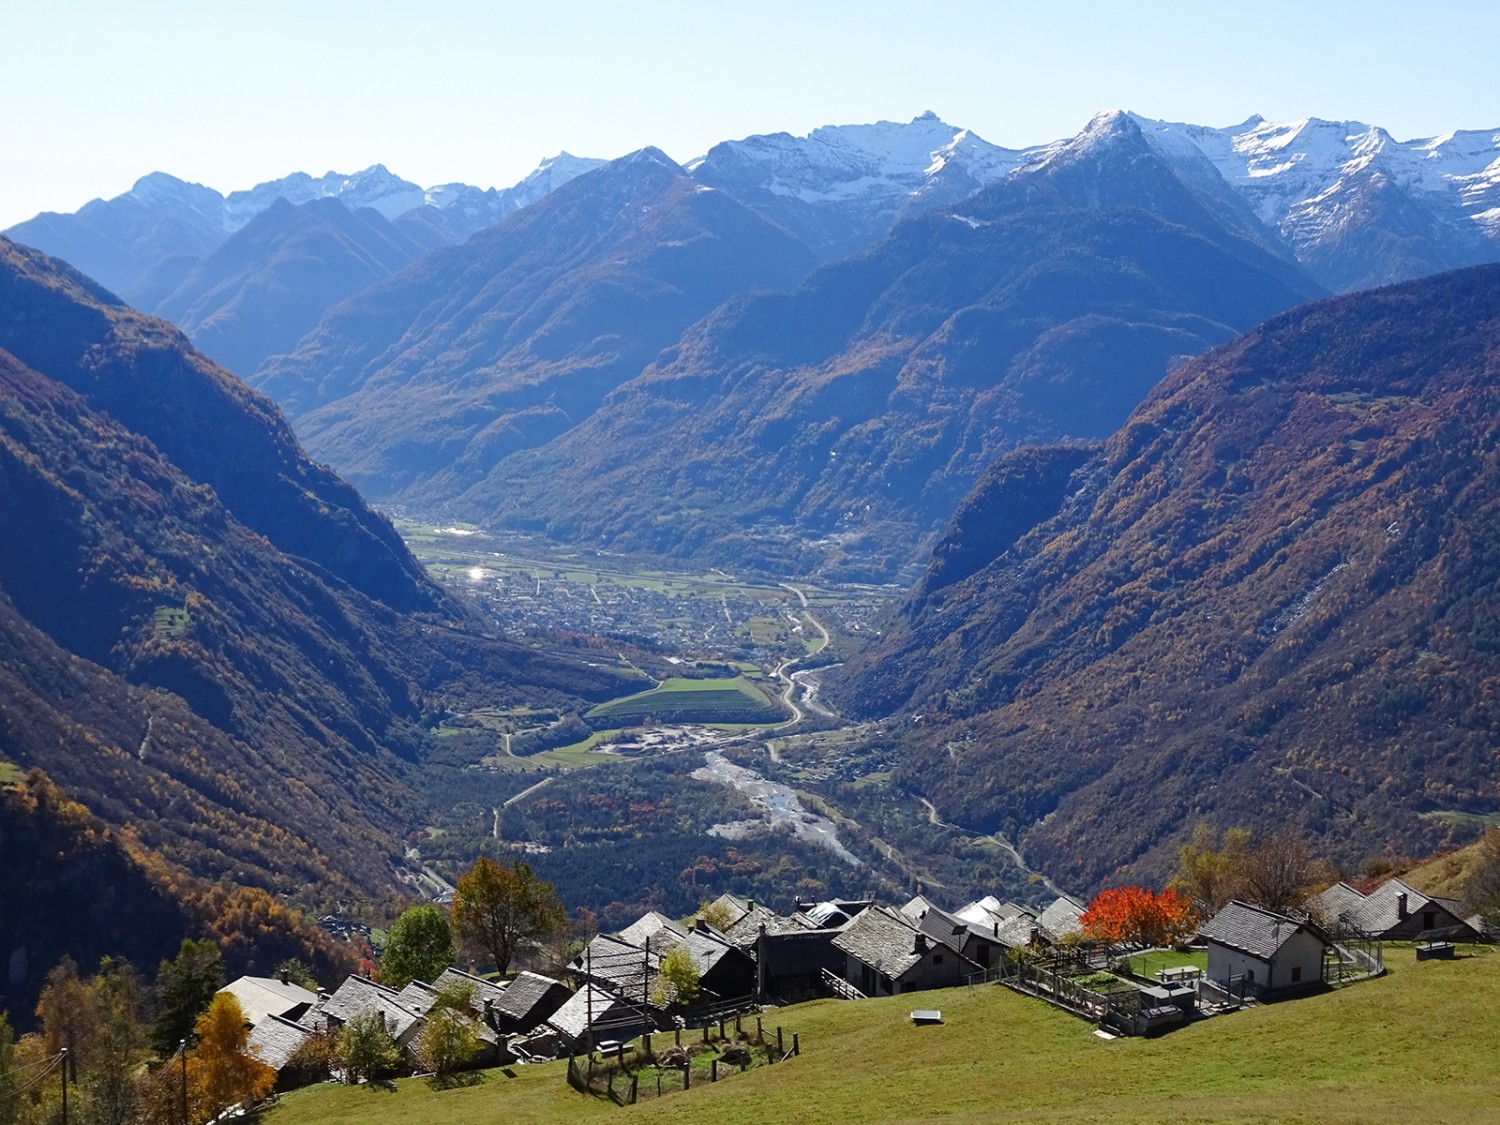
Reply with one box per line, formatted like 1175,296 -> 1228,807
3,36 -> 1500,1125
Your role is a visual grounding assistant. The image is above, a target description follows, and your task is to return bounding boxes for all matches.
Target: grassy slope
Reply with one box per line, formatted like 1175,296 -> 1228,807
1397,834 -> 1493,901
271,947 -> 1498,1124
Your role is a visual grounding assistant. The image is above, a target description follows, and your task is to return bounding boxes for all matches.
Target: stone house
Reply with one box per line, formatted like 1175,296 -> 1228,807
1198,901 -> 1330,998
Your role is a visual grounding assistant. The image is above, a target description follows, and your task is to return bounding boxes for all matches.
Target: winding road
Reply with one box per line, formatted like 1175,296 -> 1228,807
918,797 -> 1068,898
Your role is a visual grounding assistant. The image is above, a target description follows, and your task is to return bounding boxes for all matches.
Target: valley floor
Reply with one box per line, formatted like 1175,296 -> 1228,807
269,944 -> 1498,1124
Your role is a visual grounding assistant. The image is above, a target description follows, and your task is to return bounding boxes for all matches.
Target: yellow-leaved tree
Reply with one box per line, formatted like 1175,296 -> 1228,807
187,993 -> 274,1122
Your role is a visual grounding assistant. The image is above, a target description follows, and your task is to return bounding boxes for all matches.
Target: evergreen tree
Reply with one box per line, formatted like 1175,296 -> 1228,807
152,939 -> 222,1056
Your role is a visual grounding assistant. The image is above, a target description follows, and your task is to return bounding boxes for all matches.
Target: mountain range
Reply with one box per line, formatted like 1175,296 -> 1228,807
833,262 -> 1500,887
471,112 -> 1321,578
5,105 -> 1500,929
10,108 -> 1488,582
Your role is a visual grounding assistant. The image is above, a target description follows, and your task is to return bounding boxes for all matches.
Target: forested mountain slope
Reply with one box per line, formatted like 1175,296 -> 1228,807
0,237 -> 634,944
256,148 -> 816,503
834,264 -> 1500,887
478,114 -> 1320,579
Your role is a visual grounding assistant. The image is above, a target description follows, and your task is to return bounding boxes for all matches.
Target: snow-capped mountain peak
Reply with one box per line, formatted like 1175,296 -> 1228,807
687,112 -> 1031,259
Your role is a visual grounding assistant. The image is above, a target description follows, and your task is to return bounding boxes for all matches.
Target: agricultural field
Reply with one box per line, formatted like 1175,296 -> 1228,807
586,676 -> 785,724
269,946 -> 1500,1124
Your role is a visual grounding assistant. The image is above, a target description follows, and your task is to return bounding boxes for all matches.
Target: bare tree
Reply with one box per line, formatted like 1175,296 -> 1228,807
1236,828 -> 1330,915
1462,829 -> 1500,931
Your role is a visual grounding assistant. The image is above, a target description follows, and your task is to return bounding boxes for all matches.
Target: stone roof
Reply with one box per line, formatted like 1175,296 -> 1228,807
248,1014 -> 315,1072
496,971 -> 567,1023
993,913 -> 1041,950
1307,882 -> 1369,927
547,984 -> 631,1041
218,976 -> 318,1027
394,981 -> 439,1015
832,905 -> 924,979
1038,895 -> 1086,942
724,903 -> 819,948
1199,901 -> 1326,962
652,923 -> 741,975
901,894 -> 936,921
707,893 -> 752,930
619,911 -> 688,947
1309,878 -> 1480,938
574,933 -> 654,993
317,976 -> 426,1042
916,905 -> 974,955
432,966 -> 508,1010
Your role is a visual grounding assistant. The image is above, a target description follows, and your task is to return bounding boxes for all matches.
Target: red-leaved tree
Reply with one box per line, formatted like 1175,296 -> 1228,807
1080,886 -> 1196,948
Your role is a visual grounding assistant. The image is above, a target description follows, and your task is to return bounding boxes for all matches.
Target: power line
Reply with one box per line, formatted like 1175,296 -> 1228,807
0,1050 -> 66,1103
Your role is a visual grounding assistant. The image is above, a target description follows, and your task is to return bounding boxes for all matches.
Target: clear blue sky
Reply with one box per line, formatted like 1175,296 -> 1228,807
3,0 -> 1496,228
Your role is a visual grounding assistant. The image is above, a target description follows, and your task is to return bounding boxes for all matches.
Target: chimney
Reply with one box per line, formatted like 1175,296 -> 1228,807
1397,892 -> 1408,920
279,970 -> 289,986
914,933 -> 928,955
483,997 -> 494,1028
748,900 -> 755,912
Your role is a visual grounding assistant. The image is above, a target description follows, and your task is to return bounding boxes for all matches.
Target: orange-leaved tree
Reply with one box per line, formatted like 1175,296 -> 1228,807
1079,886 -> 1196,949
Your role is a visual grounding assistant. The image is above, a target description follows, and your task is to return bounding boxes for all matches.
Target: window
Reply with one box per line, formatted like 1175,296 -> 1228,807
1423,912 -> 1436,930
933,953 -> 944,964
1291,965 -> 1302,983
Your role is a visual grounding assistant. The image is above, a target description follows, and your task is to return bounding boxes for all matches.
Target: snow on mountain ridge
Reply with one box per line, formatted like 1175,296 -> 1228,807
691,112 -> 1028,206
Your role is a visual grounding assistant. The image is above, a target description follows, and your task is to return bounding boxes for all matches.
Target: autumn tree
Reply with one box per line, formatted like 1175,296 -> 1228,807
650,943 -> 701,1007
381,905 -> 454,990
87,958 -> 147,1125
152,939 -> 222,1056
1080,886 -> 1196,949
336,1009 -> 401,1085
186,993 -> 274,1123
0,1013 -> 21,1125
451,857 -> 566,974
1171,824 -> 1250,914
34,957 -> 99,1084
697,898 -> 737,933
273,958 -> 320,991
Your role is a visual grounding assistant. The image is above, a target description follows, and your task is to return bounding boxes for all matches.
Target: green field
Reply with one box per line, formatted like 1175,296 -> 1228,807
269,947 -> 1499,1124
586,677 -> 782,722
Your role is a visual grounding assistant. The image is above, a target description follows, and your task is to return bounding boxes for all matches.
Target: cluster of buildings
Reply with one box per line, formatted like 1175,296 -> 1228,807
226,874 -> 1489,1085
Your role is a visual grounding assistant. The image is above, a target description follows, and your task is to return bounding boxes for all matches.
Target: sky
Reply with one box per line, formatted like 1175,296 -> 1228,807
2,0 -> 1497,228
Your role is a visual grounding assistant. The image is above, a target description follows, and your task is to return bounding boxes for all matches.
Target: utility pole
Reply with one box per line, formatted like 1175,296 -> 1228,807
179,1039 -> 188,1125
59,1048 -> 68,1125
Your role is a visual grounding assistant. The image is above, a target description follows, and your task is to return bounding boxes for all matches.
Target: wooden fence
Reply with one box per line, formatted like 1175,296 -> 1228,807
566,1013 -> 800,1105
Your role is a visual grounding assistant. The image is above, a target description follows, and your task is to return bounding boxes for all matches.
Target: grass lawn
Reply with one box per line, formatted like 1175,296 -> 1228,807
1124,949 -> 1209,980
269,948 -> 1498,1124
